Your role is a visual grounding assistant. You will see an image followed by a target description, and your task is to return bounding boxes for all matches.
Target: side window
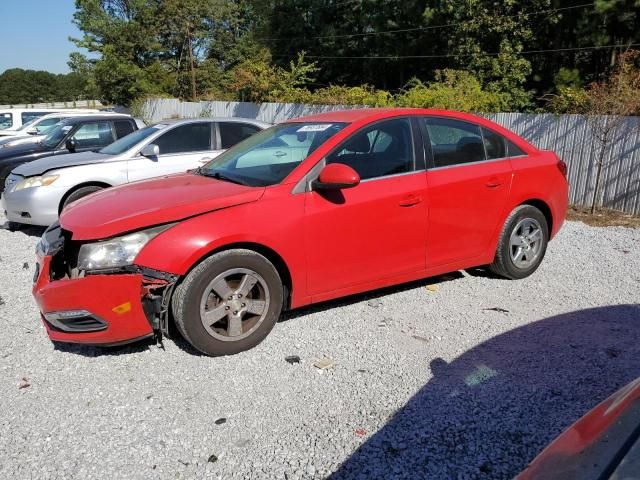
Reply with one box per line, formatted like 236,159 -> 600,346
22,112 -> 47,124
326,118 -> 414,181
424,118 -> 485,167
114,120 -> 135,139
219,122 -> 261,149
154,123 -> 212,155
71,121 -> 114,149
506,139 -> 526,157
482,127 -> 506,160
0,113 -> 12,129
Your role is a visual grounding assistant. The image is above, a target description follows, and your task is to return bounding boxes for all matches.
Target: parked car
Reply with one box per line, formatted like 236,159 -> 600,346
0,111 -> 114,149
0,108 -> 98,131
0,114 -> 138,193
518,377 -> 640,479
2,118 -> 268,227
32,109 -> 568,356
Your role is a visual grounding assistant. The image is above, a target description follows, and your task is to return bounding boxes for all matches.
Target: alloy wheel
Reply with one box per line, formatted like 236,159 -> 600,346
199,268 -> 270,342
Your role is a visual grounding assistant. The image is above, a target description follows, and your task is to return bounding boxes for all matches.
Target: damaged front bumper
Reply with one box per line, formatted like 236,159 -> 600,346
32,224 -> 177,346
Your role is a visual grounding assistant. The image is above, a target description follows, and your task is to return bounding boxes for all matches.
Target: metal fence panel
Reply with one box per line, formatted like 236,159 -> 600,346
141,99 -> 640,215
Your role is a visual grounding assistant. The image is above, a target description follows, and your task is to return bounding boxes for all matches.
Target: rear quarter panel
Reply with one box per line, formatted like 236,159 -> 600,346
506,151 -> 568,240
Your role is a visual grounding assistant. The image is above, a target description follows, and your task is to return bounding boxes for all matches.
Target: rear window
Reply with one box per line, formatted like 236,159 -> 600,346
506,139 -> 526,157
219,122 -> 262,149
21,112 -> 48,124
114,120 -> 135,139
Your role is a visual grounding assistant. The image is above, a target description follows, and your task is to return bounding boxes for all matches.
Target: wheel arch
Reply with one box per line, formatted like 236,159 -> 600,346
58,181 -> 112,213
179,242 -> 294,311
519,198 -> 553,235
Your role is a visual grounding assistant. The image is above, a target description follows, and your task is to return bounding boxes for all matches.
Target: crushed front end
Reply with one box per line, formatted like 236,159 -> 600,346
32,222 -> 177,346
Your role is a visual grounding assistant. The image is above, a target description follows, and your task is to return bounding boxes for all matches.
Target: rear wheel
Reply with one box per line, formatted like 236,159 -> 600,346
172,249 -> 283,356
489,205 -> 549,279
61,185 -> 104,211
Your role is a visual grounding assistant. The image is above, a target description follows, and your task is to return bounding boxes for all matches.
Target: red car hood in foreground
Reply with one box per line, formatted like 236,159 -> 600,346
61,173 -> 265,240
518,377 -> 640,479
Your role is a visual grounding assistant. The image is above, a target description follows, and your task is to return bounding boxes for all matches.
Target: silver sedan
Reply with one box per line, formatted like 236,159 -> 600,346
1,118 -> 269,227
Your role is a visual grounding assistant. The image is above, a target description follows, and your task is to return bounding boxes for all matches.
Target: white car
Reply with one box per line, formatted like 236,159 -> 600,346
0,108 -> 99,132
2,118 -> 269,226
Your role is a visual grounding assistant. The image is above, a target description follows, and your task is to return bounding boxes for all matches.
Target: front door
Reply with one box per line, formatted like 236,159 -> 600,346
304,117 -> 428,296
127,122 -> 215,182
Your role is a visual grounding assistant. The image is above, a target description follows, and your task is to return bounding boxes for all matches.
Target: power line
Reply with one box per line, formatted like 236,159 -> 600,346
272,42 -> 640,60
260,2 -> 594,42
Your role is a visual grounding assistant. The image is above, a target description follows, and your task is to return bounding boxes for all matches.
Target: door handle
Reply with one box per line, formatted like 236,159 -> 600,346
485,177 -> 503,188
274,151 -> 287,157
399,194 -> 423,207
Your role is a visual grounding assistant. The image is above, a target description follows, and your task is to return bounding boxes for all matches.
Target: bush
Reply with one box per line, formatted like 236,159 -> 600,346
395,70 -> 508,112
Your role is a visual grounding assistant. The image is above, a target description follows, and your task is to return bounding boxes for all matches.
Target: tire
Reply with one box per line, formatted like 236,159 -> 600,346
61,186 -> 104,211
172,249 -> 284,356
489,205 -> 549,280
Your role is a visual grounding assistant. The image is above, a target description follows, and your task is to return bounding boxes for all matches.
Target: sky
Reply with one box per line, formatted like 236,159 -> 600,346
0,0 -> 88,74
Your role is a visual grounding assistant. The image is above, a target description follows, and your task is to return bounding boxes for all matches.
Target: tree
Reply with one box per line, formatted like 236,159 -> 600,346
582,51 -> 640,214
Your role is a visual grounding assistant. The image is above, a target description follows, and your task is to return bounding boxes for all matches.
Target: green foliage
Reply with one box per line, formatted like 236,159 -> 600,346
395,71 -> 508,112
306,85 -> 392,107
0,68 -> 92,105
546,87 -> 591,114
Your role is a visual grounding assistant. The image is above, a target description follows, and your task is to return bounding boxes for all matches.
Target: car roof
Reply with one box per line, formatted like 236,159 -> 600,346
59,114 -> 134,124
288,108 -> 487,123
155,118 -> 271,128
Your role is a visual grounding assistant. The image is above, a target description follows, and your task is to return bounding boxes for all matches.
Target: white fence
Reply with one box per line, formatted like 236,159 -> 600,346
0,100 -> 103,109
140,98 -> 640,215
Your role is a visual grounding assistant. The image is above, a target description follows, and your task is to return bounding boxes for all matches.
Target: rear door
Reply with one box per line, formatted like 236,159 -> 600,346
423,117 -> 513,267
127,122 -> 214,181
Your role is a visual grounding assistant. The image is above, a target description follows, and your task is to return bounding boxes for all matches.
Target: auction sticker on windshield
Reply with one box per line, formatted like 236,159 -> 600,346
297,124 -> 333,132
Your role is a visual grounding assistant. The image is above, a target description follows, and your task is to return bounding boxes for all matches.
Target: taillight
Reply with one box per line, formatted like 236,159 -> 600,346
557,160 -> 568,179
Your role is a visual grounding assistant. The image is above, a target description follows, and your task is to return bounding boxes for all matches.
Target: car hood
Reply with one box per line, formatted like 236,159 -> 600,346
0,142 -> 47,160
12,151 -> 110,177
61,172 -> 266,240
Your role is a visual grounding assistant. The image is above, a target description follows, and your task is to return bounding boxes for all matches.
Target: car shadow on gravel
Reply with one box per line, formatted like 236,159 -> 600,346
281,271 -> 469,323
0,221 -> 46,238
53,337 -> 156,357
328,304 -> 640,480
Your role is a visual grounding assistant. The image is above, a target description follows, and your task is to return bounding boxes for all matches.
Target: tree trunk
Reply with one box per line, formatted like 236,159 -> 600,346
590,141 -> 608,215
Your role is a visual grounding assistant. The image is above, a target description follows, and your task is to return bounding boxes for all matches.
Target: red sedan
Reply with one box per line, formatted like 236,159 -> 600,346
33,109 -> 568,355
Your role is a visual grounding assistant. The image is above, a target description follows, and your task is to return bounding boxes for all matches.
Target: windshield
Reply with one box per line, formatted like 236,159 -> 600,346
100,126 -> 157,155
199,122 -> 348,187
42,123 -> 74,148
17,117 -> 39,131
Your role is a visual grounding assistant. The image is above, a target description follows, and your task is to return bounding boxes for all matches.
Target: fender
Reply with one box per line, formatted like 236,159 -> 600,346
134,185 -> 310,307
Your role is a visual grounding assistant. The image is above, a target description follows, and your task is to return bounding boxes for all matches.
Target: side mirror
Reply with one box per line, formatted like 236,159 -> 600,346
141,143 -> 160,158
312,163 -> 360,190
26,128 -> 38,135
65,137 -> 77,153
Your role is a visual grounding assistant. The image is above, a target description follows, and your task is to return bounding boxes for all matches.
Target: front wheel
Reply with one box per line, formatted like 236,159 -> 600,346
172,249 -> 284,356
489,205 -> 549,279
61,185 -> 105,211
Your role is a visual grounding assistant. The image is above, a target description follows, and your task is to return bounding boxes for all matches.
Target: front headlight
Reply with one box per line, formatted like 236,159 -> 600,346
77,224 -> 175,272
13,175 -> 59,191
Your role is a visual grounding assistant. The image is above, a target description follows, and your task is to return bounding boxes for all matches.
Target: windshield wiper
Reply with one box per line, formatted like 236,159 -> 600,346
197,168 -> 248,186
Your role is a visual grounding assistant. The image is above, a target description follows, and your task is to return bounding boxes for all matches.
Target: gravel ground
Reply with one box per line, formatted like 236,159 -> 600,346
0,212 -> 639,480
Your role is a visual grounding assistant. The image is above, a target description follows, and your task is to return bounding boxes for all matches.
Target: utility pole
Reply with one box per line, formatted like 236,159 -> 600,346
187,26 -> 197,100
